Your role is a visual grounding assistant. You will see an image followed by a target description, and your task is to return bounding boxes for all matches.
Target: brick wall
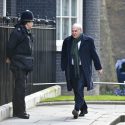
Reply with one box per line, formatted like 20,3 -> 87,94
0,1 -> 3,16
10,0 -> 16,16
6,0 -> 56,19
56,52 -> 65,82
17,0 -> 56,19
6,0 -> 11,16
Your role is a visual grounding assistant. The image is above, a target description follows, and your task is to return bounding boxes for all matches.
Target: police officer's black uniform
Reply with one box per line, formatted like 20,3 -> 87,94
6,10 -> 34,119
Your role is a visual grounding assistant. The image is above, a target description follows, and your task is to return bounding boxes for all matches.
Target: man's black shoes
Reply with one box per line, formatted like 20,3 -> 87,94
72,109 -> 79,119
79,110 -> 88,117
13,112 -> 30,119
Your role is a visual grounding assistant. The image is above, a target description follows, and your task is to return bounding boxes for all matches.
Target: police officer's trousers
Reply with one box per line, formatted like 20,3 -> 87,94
11,68 -> 28,115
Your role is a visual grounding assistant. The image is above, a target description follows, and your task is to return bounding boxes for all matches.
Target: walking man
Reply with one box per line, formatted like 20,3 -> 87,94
61,23 -> 103,119
6,10 -> 34,119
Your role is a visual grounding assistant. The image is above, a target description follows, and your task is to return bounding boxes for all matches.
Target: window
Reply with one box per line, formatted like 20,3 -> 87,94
71,0 -> 77,16
62,18 -> 69,39
56,0 -> 83,51
56,0 -> 81,40
62,0 -> 69,16
56,0 -> 60,16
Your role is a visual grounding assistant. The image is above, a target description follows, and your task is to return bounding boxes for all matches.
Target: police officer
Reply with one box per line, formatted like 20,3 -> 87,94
6,10 -> 34,119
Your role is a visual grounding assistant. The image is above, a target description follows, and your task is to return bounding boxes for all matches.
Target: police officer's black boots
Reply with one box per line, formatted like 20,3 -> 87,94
13,112 -> 30,119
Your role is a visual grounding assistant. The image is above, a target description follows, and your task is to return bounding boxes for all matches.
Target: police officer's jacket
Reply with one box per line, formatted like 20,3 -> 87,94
6,24 -> 34,72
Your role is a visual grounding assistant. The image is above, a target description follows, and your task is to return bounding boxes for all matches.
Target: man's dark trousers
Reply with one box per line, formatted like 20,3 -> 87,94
11,68 -> 28,115
70,65 -> 87,111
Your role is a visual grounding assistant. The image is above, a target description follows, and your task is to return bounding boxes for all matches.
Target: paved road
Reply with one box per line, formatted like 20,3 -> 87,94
0,103 -> 125,125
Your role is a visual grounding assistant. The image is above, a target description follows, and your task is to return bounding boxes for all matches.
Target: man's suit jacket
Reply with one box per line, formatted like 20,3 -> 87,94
61,34 -> 102,91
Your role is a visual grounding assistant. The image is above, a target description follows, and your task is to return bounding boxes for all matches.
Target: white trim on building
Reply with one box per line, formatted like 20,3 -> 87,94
3,0 -> 6,17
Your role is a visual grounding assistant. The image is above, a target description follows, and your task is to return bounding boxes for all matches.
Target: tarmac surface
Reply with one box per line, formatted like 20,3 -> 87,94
0,102 -> 125,125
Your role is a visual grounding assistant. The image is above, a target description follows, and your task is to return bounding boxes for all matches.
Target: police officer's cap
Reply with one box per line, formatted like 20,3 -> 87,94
21,10 -> 34,22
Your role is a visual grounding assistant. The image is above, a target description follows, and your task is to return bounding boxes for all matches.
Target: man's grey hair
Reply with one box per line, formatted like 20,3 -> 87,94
72,23 -> 82,31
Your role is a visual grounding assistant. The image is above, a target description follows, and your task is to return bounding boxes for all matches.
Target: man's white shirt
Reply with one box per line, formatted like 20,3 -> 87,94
72,41 -> 81,65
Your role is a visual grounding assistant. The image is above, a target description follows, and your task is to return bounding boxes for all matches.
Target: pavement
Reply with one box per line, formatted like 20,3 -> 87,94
0,85 -> 61,122
0,102 -> 125,125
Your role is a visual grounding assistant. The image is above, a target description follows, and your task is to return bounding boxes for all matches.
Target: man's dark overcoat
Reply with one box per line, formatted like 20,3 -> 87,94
61,34 -> 102,91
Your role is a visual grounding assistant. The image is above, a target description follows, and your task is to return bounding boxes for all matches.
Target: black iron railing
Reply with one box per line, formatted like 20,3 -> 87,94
0,15 -> 56,27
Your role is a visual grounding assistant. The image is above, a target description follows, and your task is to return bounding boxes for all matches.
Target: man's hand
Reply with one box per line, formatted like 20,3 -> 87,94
97,69 -> 103,75
6,58 -> 11,63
